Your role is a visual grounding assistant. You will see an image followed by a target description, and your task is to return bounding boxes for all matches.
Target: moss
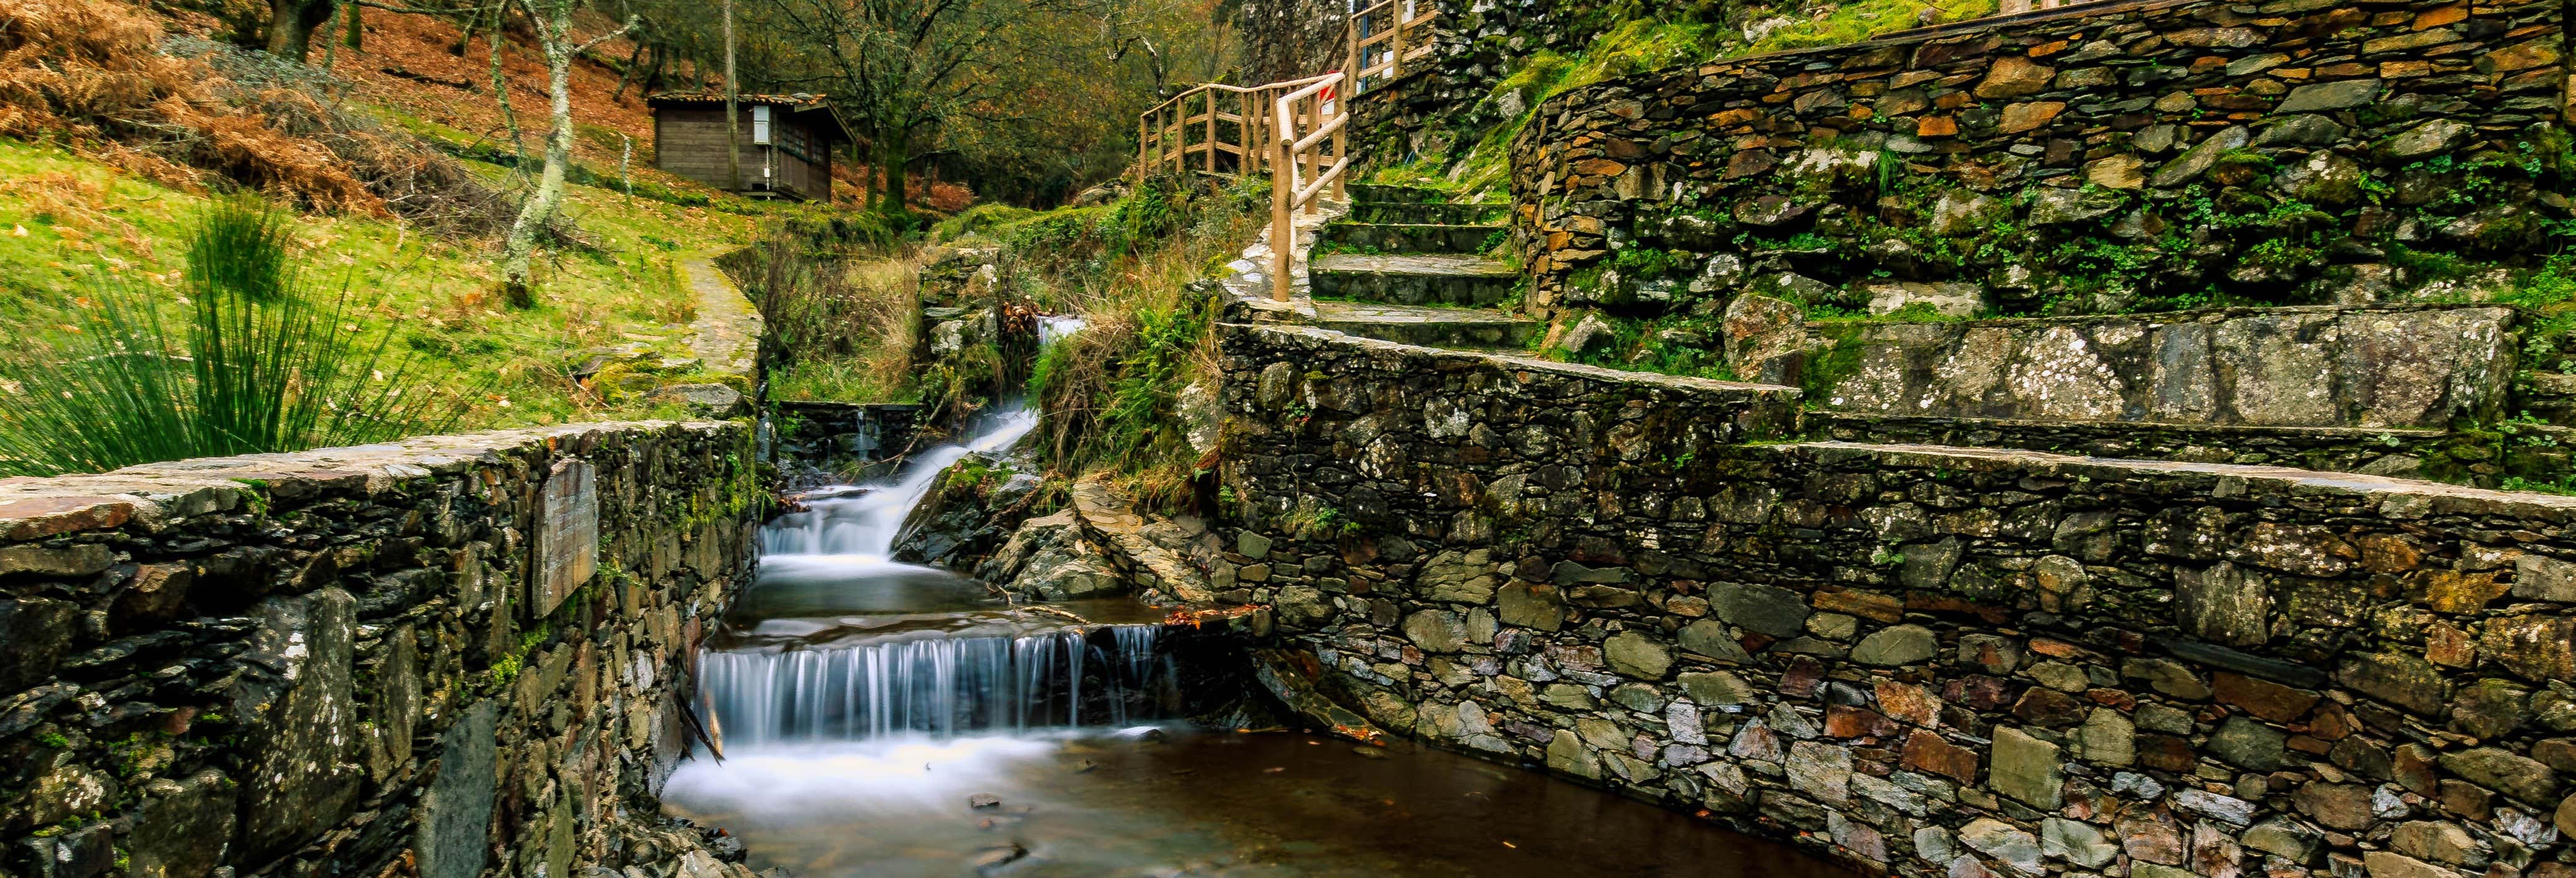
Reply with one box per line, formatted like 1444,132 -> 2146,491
1799,329 -> 1869,403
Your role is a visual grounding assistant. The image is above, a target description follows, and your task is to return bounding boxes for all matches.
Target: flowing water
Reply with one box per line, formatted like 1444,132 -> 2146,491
670,355 -> 1854,877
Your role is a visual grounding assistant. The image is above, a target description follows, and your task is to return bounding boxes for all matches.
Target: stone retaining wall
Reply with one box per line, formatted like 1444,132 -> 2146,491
1797,304 -> 2516,428
0,423 -> 762,878
1512,0 -> 2574,317
1807,414 -> 2576,488
1215,324 -> 2576,878
770,401 -> 923,485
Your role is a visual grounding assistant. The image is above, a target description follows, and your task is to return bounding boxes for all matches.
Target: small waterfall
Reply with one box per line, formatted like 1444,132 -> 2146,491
703,625 -> 1177,746
759,406 -> 1039,560
709,316 -> 1154,751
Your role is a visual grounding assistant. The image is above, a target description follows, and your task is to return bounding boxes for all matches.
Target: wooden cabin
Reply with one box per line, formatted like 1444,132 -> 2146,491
646,92 -> 853,201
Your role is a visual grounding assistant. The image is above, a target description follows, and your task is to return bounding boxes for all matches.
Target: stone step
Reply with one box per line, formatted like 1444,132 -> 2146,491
1318,222 -> 1501,255
1310,254 -> 1521,307
1345,202 -> 1509,225
1313,300 -> 1540,349
1344,182 -> 1453,204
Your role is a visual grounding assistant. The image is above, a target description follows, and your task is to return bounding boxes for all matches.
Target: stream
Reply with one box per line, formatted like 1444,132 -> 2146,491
665,390 -> 1853,877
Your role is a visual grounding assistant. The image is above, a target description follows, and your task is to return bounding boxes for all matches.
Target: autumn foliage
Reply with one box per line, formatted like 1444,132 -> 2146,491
0,0 -> 383,213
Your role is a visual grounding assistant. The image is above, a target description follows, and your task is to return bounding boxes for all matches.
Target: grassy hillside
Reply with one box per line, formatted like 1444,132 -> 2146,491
0,136 -> 769,429
0,0 -> 808,434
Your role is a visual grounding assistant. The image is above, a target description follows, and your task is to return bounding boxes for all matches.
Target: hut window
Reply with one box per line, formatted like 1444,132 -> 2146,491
751,106 -> 772,145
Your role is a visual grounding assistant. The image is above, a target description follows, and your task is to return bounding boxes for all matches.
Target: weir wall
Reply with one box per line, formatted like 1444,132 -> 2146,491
1215,322 -> 2576,878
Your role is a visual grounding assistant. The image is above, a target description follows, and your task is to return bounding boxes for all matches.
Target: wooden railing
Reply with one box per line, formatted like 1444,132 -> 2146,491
1346,0 -> 1438,96
1134,2 -> 1436,299
1268,71 -> 1348,302
1136,74 -> 1335,177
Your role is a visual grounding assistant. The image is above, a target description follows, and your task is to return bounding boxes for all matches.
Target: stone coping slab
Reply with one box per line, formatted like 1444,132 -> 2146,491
0,421 -> 738,542
1783,440 -> 2576,519
1800,301 -> 2524,334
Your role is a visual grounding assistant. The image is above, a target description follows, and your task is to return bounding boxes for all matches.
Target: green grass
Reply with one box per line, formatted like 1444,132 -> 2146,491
0,136 -> 768,431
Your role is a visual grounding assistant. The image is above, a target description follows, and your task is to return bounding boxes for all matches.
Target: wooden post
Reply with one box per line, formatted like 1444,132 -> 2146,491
1205,91 -> 1218,173
722,0 -> 738,192
1346,3 -> 1362,95
1330,75 -> 1346,204
1271,98 -> 1292,303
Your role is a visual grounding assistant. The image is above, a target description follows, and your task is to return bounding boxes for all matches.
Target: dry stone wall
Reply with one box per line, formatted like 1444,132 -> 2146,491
1799,304 -> 2516,428
0,423 -> 762,878
1215,324 -> 2576,878
1511,0 -> 2574,317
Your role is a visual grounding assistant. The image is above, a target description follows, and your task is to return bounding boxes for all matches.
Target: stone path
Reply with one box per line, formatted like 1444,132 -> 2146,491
682,254 -> 762,380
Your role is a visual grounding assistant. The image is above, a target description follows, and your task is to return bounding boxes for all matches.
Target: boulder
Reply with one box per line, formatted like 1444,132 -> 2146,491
1973,57 -> 2057,99
2377,119 -> 2475,162
1557,313 -> 1615,357
2150,126 -> 2252,188
1930,191 -> 2011,237
2276,78 -> 2383,114
2029,186 -> 2126,226
1722,294 -> 1809,385
977,511 -> 1122,601
895,455 -> 1042,570
231,588 -> 363,865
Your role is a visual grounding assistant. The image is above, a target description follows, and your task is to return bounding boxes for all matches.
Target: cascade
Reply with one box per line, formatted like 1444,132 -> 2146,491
705,319 -> 1177,749
701,624 -> 1173,746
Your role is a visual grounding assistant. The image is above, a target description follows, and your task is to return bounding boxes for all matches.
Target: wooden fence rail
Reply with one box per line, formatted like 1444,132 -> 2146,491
1346,0 -> 1438,96
1134,2 -> 1439,300
1136,73 -> 1338,177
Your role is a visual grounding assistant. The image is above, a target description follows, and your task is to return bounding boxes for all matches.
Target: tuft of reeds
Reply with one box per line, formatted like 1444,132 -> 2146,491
0,196 -> 473,476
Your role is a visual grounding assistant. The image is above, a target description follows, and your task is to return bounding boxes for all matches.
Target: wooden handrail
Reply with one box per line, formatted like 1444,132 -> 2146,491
1269,71 -> 1348,302
1133,71 -> 1352,178
1345,0 -> 1438,96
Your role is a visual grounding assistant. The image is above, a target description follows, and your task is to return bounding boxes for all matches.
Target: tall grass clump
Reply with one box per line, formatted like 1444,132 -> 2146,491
740,224 -> 921,403
0,196 -> 470,475
1018,175 -> 1263,510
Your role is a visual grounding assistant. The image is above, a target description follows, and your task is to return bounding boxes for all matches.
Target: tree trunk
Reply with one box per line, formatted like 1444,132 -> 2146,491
877,127 -> 908,214
500,37 -> 577,306
265,0 -> 334,63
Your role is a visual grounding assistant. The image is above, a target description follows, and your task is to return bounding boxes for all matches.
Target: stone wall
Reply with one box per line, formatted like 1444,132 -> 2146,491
1215,323 -> 2576,878
1797,304 -> 2516,428
1511,0 -> 2574,317
769,402 -> 923,486
1245,0 -> 1643,163
0,422 -> 763,878
1807,413 -> 2576,488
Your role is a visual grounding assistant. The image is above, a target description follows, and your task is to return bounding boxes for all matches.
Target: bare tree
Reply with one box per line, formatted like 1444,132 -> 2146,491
498,0 -> 639,305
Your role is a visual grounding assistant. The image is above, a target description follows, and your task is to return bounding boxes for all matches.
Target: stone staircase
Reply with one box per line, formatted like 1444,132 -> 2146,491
1303,183 -> 1538,350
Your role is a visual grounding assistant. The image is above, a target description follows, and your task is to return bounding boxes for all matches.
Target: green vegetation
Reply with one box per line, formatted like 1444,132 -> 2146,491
739,231 -> 923,404
0,196 -> 468,476
1744,0 -> 1998,53
1543,313 -> 1741,382
968,173 -> 1266,511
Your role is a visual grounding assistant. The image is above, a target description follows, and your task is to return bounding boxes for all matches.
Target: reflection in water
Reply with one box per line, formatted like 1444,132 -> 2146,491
664,729 -> 1858,878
